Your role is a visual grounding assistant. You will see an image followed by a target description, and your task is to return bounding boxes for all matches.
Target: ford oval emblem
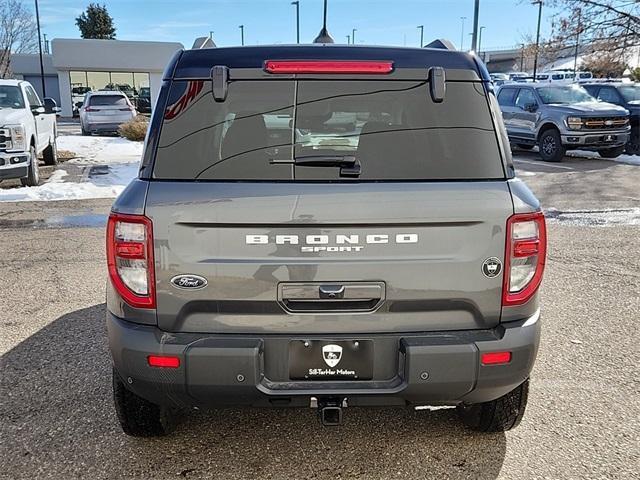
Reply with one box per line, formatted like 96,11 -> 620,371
170,274 -> 208,290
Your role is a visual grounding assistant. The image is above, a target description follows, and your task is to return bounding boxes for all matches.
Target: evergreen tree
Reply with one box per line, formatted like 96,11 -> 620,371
75,4 -> 116,40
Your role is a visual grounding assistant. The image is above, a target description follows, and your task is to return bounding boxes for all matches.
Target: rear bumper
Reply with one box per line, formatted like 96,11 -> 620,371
84,122 -> 123,133
108,311 -> 541,408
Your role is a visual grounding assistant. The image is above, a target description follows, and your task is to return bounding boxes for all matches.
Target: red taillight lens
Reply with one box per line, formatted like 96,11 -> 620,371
481,351 -> 512,365
503,211 -> 547,306
147,355 -> 180,368
106,213 -> 155,309
264,60 -> 394,74
84,107 -> 97,112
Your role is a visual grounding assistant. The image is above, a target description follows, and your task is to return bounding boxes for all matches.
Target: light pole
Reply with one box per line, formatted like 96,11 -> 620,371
460,17 -> 467,51
520,43 -> 525,71
291,1 -> 300,44
34,0 -> 46,97
239,25 -> 244,45
417,25 -> 424,47
478,26 -> 485,59
573,9 -> 581,80
532,0 -> 543,79
352,28 -> 356,44
470,0 -> 480,52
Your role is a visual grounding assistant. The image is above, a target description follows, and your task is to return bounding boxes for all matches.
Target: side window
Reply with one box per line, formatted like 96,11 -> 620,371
515,89 -> 536,110
597,87 -> 621,105
497,88 -> 517,107
24,86 -> 42,107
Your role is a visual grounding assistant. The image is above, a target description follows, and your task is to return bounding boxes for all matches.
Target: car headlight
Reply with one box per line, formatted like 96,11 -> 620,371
566,117 -> 582,130
8,125 -> 26,151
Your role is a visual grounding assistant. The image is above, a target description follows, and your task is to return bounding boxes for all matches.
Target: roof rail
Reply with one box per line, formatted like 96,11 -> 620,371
424,39 -> 456,51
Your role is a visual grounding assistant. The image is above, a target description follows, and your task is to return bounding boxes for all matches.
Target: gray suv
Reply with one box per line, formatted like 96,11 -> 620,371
497,83 -> 630,162
107,45 -> 546,436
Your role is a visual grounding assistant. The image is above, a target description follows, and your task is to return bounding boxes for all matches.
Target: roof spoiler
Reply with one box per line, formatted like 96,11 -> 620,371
424,39 -> 456,51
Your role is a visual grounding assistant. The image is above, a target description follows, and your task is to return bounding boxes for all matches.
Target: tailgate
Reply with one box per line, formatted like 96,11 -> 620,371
146,181 -> 513,334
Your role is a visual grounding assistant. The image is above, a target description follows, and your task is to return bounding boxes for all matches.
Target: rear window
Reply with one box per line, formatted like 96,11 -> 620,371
153,78 -> 504,181
89,94 -> 128,106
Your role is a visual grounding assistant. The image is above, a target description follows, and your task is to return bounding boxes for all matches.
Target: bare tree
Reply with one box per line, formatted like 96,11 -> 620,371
0,0 -> 39,79
547,0 -> 640,74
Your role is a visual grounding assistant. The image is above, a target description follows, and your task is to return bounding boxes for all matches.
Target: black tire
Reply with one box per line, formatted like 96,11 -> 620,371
538,129 -> 566,162
516,143 -> 535,150
43,136 -> 58,165
598,146 -> 625,159
457,378 -> 529,432
20,145 -> 40,187
81,123 -> 90,136
112,368 -> 177,437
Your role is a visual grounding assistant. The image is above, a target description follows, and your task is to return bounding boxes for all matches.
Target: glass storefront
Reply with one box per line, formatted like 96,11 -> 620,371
69,71 -> 151,114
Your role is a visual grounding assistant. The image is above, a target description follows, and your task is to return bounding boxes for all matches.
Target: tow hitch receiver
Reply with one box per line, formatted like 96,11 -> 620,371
314,397 -> 347,426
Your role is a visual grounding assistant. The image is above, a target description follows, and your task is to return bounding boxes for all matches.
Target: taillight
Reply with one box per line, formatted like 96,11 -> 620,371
84,107 -> 97,112
503,211 -> 546,306
106,213 -> 155,308
264,60 -> 394,74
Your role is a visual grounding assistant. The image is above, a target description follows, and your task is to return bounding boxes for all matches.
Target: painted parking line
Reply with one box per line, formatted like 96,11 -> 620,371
513,158 -> 575,170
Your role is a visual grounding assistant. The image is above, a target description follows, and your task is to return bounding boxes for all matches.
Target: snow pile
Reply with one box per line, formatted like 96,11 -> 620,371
58,136 -> 143,164
0,135 -> 142,202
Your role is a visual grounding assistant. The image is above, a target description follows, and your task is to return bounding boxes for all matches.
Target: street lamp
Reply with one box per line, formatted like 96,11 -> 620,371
573,9 -> 582,79
291,1 -> 300,44
532,0 -> 543,79
346,34 -> 350,44
313,0 -> 334,43
417,25 -> 424,47
352,28 -> 357,44
478,26 -> 485,58
239,24 -> 245,45
520,43 -> 526,71
34,0 -> 46,97
460,16 -> 467,51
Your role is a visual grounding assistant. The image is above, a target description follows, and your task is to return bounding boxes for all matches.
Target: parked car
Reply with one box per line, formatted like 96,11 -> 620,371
79,91 -> 136,135
582,82 -> 640,155
0,79 -> 59,186
136,87 -> 152,114
107,44 -> 546,436
497,83 -> 630,161
489,72 -> 509,86
507,71 -> 529,81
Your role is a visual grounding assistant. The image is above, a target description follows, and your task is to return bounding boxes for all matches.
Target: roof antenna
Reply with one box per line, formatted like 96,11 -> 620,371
313,0 -> 334,43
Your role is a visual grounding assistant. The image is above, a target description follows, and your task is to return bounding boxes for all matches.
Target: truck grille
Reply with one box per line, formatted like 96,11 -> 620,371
582,117 -> 629,130
0,128 -> 10,150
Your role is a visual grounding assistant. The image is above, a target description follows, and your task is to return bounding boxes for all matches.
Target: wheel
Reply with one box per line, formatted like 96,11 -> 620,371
516,143 -> 535,150
42,136 -> 58,165
20,145 -> 40,187
626,143 -> 639,155
112,368 -> 177,437
81,123 -> 90,136
457,378 -> 529,432
538,129 -> 566,162
598,146 -> 625,159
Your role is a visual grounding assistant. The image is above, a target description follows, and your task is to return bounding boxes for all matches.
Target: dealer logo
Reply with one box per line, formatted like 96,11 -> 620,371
482,257 -> 502,278
322,344 -> 343,368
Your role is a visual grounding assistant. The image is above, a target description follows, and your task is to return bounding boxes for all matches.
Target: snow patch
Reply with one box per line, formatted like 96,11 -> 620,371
565,150 -> 640,166
58,135 -> 143,165
545,207 -> 640,227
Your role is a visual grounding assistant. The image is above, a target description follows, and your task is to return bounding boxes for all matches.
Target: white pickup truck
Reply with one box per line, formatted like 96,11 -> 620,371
0,79 -> 60,186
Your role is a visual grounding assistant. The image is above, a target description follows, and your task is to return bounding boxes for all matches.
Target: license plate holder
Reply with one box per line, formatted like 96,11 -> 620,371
288,339 -> 374,380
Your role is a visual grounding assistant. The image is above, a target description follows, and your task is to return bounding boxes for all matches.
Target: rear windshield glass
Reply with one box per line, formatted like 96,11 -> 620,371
89,95 -> 128,106
153,79 -> 504,181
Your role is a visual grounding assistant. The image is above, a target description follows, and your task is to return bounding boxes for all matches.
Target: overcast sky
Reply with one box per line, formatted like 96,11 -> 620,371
35,0 -> 559,51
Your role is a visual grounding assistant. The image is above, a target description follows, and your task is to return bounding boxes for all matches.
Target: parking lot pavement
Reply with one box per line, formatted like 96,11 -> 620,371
0,158 -> 638,479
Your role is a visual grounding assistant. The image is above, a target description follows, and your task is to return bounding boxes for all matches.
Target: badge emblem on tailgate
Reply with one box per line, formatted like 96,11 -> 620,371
170,274 -> 208,290
322,344 -> 343,367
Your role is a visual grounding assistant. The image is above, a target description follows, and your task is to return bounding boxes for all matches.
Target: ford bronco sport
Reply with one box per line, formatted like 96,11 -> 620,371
107,44 -> 546,436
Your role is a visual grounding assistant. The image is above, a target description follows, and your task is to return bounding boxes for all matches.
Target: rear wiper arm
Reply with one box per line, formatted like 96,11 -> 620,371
294,155 -> 361,177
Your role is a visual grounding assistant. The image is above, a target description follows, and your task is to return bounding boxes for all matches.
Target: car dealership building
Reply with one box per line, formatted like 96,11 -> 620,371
10,38 -> 188,117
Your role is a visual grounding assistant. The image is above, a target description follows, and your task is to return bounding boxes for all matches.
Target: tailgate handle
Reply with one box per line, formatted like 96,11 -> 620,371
319,285 -> 345,299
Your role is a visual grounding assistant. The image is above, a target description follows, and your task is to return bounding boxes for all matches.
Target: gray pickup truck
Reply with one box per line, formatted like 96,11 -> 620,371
107,44 -> 546,436
497,83 -> 630,162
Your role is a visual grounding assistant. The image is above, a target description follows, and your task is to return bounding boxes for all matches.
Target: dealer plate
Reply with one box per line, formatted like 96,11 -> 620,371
289,340 -> 374,380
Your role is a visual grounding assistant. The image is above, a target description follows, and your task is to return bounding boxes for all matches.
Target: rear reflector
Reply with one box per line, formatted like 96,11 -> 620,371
147,355 -> 180,368
264,60 -> 394,74
481,351 -> 512,365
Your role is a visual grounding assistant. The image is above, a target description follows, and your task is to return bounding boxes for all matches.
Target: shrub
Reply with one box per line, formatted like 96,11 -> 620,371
118,115 -> 149,141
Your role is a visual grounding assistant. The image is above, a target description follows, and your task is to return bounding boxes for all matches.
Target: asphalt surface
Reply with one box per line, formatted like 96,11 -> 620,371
0,153 -> 639,479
